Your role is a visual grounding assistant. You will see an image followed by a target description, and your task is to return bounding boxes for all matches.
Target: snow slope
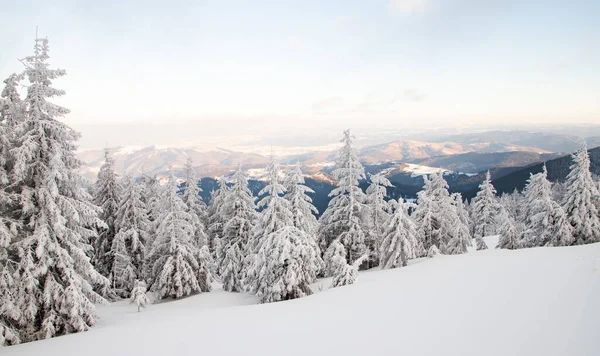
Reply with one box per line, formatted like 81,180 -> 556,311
5,238 -> 600,356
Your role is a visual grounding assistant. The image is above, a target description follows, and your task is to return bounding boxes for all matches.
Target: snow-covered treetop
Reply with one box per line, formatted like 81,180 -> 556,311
331,129 -> 366,198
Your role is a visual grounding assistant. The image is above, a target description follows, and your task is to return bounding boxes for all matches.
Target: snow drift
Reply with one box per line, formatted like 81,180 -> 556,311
4,237 -> 600,356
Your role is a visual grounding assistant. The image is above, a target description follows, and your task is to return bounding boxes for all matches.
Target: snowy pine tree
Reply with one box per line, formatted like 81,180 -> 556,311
111,176 -> 150,297
217,166 -> 256,292
182,158 -> 208,248
412,171 -> 456,253
207,177 -> 229,258
7,37 -> 109,342
252,226 -> 321,303
318,130 -> 369,270
521,166 -> 574,247
380,198 -> 420,269
284,163 -> 319,235
470,171 -> 500,240
129,280 -> 149,312
446,193 -> 472,255
140,173 -> 162,250
283,163 -> 323,276
496,206 -> 520,250
365,173 -> 393,267
562,143 -> 600,245
146,171 -> 208,299
244,155 -> 293,293
92,149 -> 123,279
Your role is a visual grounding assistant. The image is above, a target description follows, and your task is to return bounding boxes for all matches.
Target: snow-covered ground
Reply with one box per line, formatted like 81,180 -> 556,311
5,237 -> 600,356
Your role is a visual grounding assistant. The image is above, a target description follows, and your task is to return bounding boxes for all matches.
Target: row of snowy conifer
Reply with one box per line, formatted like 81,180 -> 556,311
2,38 -> 600,347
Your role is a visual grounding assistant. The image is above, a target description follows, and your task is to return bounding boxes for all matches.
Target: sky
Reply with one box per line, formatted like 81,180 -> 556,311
1,0 -> 599,149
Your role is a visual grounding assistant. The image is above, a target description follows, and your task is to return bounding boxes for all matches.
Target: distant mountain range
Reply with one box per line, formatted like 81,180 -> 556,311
77,130 -> 600,213
77,130 -> 569,182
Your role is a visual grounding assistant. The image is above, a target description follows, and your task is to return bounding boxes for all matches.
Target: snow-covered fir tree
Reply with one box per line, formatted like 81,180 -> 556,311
446,193 -> 472,255
283,163 -> 323,274
496,206 -> 520,250
7,37 -> 109,342
244,155 -> 293,293
110,176 -> 150,297
365,173 -> 393,267
181,158 -> 208,248
140,173 -> 162,249
327,240 -> 368,288
217,166 -> 256,292
146,171 -> 209,299
380,198 -> 420,269
252,226 -> 322,303
470,171 -> 500,240
129,280 -> 149,312
92,148 -> 123,279
284,163 -> 319,235
412,171 -> 455,254
206,177 -> 229,257
318,130 -> 370,270
521,166 -> 574,247
562,143 -> 600,245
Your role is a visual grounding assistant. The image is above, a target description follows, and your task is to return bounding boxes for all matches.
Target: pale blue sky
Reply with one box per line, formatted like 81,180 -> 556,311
1,0 -> 599,148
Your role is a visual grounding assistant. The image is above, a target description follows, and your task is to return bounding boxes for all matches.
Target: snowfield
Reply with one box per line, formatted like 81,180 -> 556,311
5,237 -> 600,356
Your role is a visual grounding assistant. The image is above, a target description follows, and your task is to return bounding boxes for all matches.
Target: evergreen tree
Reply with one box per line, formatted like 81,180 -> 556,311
327,240 -> 368,288
521,166 -> 574,247
217,166 -> 256,292
129,280 -> 149,312
0,73 -> 24,345
380,199 -> 420,269
8,37 -> 108,342
318,130 -> 369,270
284,163 -> 319,235
111,177 -> 150,297
182,158 -> 208,248
446,193 -> 472,255
496,206 -> 520,250
245,155 -> 293,293
562,143 -> 600,244
206,177 -> 229,258
252,226 -> 321,303
412,171 -> 455,253
140,173 -> 161,250
284,163 -> 323,277
146,171 -> 208,299
365,173 -> 393,267
92,149 -> 123,279
470,171 -> 500,239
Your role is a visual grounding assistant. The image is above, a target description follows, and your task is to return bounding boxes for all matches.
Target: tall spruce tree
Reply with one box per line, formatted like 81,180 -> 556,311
412,171 -> 455,253
446,193 -> 472,255
146,171 -> 209,299
319,130 -> 370,271
111,176 -> 150,297
8,37 -> 108,342
562,143 -> 600,245
496,206 -> 521,250
217,166 -> 256,292
244,155 -> 292,293
365,173 -> 393,267
207,177 -> 229,258
380,199 -> 420,269
92,149 -> 123,279
470,171 -> 500,240
522,166 -> 574,247
284,163 -> 319,235
182,158 -> 208,248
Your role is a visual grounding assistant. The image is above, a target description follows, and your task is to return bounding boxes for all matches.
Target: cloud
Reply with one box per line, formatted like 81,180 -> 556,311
388,0 -> 429,14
